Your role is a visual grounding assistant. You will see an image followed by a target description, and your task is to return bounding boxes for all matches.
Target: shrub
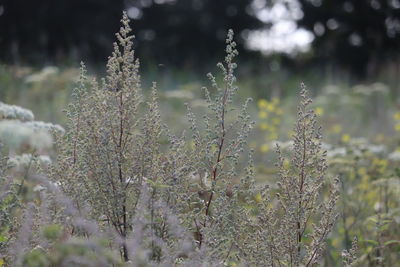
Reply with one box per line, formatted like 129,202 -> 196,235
237,85 -> 340,265
0,12 -> 344,266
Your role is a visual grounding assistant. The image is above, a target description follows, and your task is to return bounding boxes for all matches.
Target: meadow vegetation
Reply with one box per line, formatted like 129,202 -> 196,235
0,13 -> 399,266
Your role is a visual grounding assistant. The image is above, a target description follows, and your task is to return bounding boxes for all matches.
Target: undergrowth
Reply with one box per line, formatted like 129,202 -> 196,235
2,12 -> 394,266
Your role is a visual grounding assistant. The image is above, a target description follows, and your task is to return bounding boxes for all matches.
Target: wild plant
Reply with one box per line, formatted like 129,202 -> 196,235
327,138 -> 400,265
48,12 -> 202,263
238,84 -> 340,266
183,28 -> 255,261
0,12 -> 351,266
50,13 -> 149,261
256,97 -> 283,154
342,237 -> 359,266
0,101 -> 63,264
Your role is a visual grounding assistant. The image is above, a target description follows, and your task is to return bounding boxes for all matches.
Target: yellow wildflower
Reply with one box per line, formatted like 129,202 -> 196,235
332,124 -> 342,134
190,140 -> 196,149
272,118 -> 281,125
254,193 -> 262,203
332,238 -> 340,248
266,103 -> 275,112
259,123 -> 268,130
357,173 -> 371,191
373,158 -> 388,173
315,107 -> 324,116
258,111 -> 268,119
395,124 -> 400,132
211,143 -> 218,153
357,167 -> 367,176
272,97 -> 280,105
283,159 -> 290,168
260,143 -> 270,153
257,99 -> 268,109
394,112 -> 400,121
341,134 -> 350,143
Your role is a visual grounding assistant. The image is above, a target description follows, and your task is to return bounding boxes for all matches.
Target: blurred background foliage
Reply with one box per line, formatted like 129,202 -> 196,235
1,0 -> 400,111
0,0 -> 400,265
1,0 -> 400,77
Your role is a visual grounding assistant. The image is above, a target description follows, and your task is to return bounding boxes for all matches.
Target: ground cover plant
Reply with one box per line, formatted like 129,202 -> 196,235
0,13 -> 399,266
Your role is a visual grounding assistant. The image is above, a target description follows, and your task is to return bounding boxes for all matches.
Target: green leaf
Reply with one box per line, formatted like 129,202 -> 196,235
384,240 -> 400,246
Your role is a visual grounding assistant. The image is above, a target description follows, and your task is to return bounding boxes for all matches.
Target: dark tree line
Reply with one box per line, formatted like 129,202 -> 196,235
296,0 -> 400,77
0,0 -> 124,64
130,0 -> 262,68
0,0 -> 260,67
0,0 -> 400,77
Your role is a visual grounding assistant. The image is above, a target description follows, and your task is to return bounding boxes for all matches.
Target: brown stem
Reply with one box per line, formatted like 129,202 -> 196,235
223,241 -> 235,264
117,89 -> 129,261
202,82 -> 228,233
197,76 -> 232,251
297,112 -> 307,255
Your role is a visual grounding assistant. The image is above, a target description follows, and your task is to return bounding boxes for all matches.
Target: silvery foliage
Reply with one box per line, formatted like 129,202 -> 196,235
0,102 -> 64,151
49,12 -> 204,263
0,102 -> 63,264
49,13 -> 256,264
237,84 -> 340,266
0,13 -> 343,266
183,28 -> 255,262
342,237 -> 359,267
0,102 -> 34,122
